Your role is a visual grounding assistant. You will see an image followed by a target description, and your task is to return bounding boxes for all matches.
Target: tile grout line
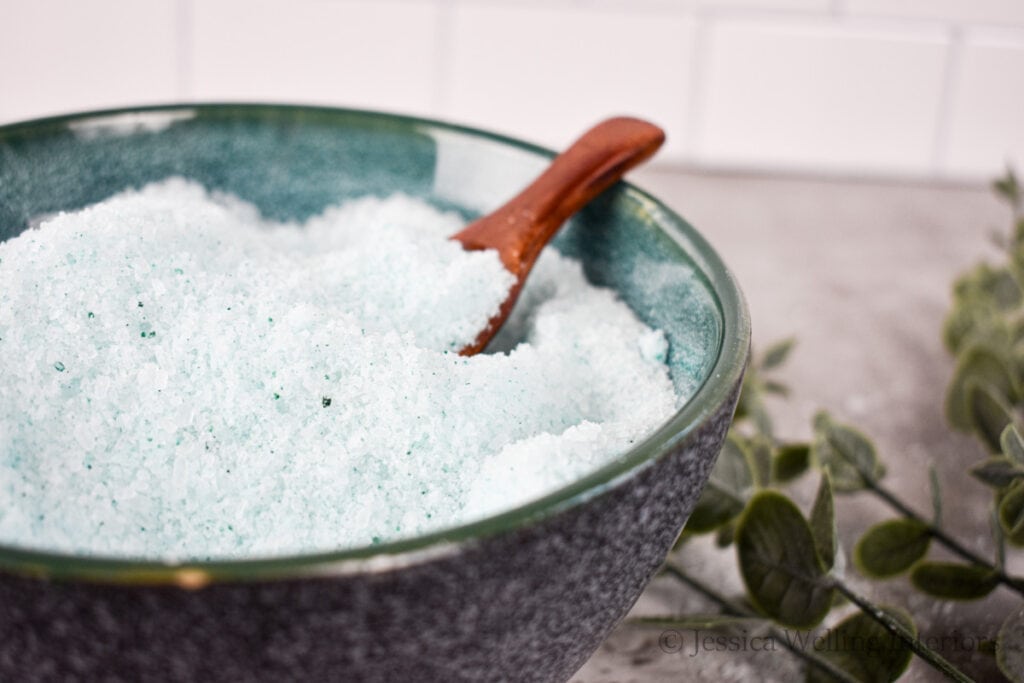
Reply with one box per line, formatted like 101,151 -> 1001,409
930,24 -> 964,176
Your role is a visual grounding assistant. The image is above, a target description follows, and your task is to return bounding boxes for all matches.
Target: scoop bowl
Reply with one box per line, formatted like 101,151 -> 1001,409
0,104 -> 749,682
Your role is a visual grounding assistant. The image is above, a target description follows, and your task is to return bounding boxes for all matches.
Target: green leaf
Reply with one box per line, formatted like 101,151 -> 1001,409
686,489 -> 744,534
946,348 -> 1015,432
1014,316 -> 1024,347
811,412 -> 885,492
761,338 -> 796,370
772,443 -> 811,484
929,465 -> 942,526
971,456 -> 1024,489
735,371 -> 774,436
995,506 -> 1008,570
942,305 -> 973,355
735,491 -> 834,628
733,393 -> 749,422
750,399 -> 774,439
999,481 -> 1024,546
809,472 -> 837,571
991,268 -> 1023,308
762,379 -> 791,397
910,561 -> 999,600
997,604 -> 1024,683
748,435 -> 773,488
1004,424 -> 1024,466
995,168 -> 1022,209
805,606 -> 916,683
737,380 -> 775,438
686,436 -> 753,533
854,519 -> 931,578
715,522 -> 736,548
968,381 -> 1017,453
969,266 -> 1024,310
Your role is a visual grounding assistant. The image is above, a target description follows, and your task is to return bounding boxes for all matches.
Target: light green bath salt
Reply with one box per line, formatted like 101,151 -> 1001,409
0,178 -> 688,560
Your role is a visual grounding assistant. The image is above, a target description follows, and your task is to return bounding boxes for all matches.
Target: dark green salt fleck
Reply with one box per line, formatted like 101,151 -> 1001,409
322,397 -> 332,407
53,361 -> 65,372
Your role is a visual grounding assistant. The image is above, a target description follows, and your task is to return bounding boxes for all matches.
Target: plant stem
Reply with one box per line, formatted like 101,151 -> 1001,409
661,563 -> 861,683
864,477 -> 1024,596
830,577 -> 975,683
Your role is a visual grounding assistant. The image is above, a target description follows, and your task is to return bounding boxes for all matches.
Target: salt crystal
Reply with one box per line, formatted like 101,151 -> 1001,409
0,178 -> 697,560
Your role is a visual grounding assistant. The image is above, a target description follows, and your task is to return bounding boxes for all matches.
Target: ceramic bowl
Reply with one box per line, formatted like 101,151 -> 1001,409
0,104 -> 749,682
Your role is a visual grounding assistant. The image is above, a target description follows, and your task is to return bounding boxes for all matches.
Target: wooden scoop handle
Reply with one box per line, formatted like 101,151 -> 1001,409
453,117 -> 665,355
453,117 -> 665,275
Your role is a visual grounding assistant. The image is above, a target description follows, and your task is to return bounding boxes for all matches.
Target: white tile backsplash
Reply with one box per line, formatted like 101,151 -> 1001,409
190,0 -> 439,116
944,30 -> 1024,176
444,4 -> 695,162
697,19 -> 948,174
699,0 -> 831,11
846,0 -> 1024,27
1,0 -> 179,123
1,0 -> 1021,180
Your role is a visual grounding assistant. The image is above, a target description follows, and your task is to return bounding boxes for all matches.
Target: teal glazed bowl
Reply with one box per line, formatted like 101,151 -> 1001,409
0,105 -> 749,682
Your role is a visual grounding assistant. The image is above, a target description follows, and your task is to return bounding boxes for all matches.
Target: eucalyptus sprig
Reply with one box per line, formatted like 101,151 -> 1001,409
939,168 -> 1024,681
638,345 -> 979,681
632,171 -> 1024,682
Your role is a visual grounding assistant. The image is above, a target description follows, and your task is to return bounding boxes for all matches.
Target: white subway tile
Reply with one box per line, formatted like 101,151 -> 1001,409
190,0 -> 439,116
0,0 -> 178,124
944,31 -> 1024,177
697,19 -> 948,174
846,0 -> 1024,27
699,0 -> 831,11
444,5 -> 695,163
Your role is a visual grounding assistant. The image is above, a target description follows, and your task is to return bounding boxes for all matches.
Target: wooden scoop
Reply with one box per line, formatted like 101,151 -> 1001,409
452,116 -> 665,355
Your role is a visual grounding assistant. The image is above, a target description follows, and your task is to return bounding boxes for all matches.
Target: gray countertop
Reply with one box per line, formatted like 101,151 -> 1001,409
575,169 -> 1013,682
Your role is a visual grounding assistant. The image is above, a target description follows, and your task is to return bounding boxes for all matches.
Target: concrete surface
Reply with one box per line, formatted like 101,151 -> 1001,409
574,169 -> 1014,682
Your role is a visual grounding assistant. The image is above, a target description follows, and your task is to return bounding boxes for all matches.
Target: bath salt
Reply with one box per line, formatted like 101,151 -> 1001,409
0,178 -> 684,560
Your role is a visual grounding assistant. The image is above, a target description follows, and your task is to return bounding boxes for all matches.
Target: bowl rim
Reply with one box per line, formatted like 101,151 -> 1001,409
0,102 -> 750,585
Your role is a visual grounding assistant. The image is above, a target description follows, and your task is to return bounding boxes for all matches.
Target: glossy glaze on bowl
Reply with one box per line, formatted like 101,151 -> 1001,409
0,104 -> 749,682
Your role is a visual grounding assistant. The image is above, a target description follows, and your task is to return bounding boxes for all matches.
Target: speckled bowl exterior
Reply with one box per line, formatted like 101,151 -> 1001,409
0,105 -> 749,682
